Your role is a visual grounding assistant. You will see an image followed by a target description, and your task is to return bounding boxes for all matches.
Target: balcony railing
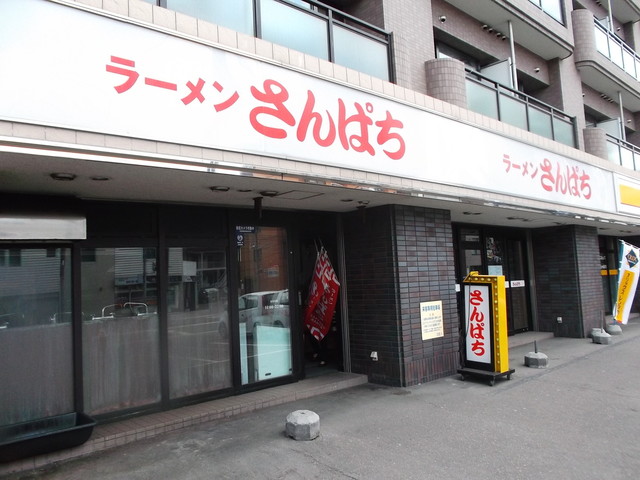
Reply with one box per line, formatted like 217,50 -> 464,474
594,19 -> 640,80
607,134 -> 640,171
164,0 -> 393,81
465,69 -> 577,147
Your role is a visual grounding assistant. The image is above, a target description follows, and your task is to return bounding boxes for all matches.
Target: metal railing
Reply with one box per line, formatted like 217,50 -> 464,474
607,134 -> 640,171
164,0 -> 393,81
465,69 -> 577,147
594,19 -> 640,80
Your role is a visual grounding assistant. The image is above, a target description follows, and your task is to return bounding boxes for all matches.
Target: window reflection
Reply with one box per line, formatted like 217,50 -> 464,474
0,248 -> 73,427
236,227 -> 292,384
82,247 -> 160,416
167,247 -> 232,398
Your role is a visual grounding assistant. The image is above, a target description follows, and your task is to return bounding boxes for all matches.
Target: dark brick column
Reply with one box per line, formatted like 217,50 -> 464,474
532,225 -> 604,337
342,205 -> 459,386
395,205 -> 459,386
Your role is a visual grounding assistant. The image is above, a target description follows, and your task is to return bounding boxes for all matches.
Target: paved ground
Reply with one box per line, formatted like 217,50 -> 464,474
5,322 -> 640,480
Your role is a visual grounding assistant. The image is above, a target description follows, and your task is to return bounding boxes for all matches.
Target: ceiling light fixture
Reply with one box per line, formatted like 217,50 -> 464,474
260,190 -> 279,197
210,186 -> 230,192
90,176 -> 110,181
50,172 -> 76,181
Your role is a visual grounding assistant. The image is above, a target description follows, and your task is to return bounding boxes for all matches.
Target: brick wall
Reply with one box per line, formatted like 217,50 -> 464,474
583,127 -> 608,160
532,225 -> 604,337
394,205 -> 459,386
343,205 -> 403,385
425,58 -> 467,108
380,0 -> 434,93
342,205 -> 459,386
575,226 -> 605,333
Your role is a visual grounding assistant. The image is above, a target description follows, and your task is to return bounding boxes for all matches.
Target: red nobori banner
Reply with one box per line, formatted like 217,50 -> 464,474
304,248 -> 340,341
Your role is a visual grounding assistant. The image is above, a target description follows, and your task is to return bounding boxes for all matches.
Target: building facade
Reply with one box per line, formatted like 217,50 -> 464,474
2,0 -> 640,458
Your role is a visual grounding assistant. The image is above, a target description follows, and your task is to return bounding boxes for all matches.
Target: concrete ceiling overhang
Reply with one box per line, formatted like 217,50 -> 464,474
2,139 -> 640,237
576,58 -> 640,111
610,0 -> 640,24
444,0 -> 573,60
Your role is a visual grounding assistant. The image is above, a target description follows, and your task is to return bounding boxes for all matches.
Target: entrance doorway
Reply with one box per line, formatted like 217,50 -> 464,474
294,213 -> 344,378
455,226 -> 532,334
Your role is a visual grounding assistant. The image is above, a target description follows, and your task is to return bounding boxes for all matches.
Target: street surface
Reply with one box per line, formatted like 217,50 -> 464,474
5,326 -> 640,480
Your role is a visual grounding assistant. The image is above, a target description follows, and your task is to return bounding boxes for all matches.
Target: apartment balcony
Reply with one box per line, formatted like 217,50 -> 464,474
607,134 -> 640,171
466,69 -> 577,147
443,0 -> 572,60
573,9 -> 640,111
164,0 -> 393,81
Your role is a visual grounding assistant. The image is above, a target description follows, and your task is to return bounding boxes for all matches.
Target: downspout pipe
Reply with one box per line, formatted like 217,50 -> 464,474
508,21 -> 518,91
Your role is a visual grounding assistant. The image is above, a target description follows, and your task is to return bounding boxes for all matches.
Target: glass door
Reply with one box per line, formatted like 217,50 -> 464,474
455,226 -> 532,335
486,233 -> 530,333
235,226 -> 292,384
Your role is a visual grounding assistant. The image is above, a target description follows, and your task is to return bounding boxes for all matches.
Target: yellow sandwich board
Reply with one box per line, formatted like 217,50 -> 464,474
458,272 -> 514,386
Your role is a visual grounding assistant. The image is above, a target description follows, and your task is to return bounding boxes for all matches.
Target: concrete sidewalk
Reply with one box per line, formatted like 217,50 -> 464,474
3,319 -> 640,479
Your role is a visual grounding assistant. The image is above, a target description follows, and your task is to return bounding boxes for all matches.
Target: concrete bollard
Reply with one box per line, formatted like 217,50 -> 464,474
524,340 -> 548,368
286,410 -> 320,441
592,329 -> 611,345
524,351 -> 549,368
605,323 -> 622,335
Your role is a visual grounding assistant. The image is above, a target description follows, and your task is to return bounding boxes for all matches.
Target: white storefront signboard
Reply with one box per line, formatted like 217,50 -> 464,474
0,0 -> 616,213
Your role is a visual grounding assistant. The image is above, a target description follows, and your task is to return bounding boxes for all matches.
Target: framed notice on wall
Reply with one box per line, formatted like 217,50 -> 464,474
420,301 -> 444,340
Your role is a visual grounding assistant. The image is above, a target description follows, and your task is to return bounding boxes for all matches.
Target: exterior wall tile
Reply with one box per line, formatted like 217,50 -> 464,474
532,225 -> 604,337
343,205 -> 459,387
128,0 -> 152,23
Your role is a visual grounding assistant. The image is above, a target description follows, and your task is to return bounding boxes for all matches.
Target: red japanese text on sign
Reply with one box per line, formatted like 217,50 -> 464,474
106,57 -> 406,162
503,154 -> 592,200
464,285 -> 493,365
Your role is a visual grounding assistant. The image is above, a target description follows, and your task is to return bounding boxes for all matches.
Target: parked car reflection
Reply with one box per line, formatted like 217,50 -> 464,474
238,289 -> 289,334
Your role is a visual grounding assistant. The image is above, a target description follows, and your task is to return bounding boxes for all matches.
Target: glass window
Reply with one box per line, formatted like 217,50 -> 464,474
0,248 -> 73,427
540,0 -> 563,23
530,0 -> 563,23
333,24 -> 389,81
260,0 -> 328,60
82,247 -> 160,416
466,80 -> 499,119
236,227 -> 292,385
498,94 -> 528,131
528,106 -> 553,139
167,0 -> 254,35
167,247 -> 232,399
